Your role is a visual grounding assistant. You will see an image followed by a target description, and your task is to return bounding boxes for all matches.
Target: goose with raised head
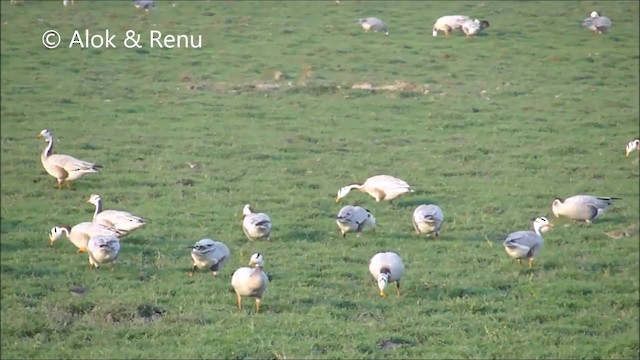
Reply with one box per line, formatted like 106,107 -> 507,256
583,11 -> 612,34
231,253 -> 269,313
357,17 -> 389,35
49,223 -> 124,253
87,234 -> 121,271
336,175 -> 413,203
37,129 -> 101,190
552,195 -> 621,223
412,204 -> 444,238
503,217 -> 553,268
87,194 -> 147,236
242,204 -> 272,241
336,205 -> 376,238
187,238 -> 230,278
369,252 -> 405,297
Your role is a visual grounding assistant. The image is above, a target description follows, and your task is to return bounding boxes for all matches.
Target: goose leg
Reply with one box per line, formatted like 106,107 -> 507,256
236,293 -> 242,310
379,289 -> 385,297
188,265 -> 197,277
395,282 -> 401,297
255,298 -> 261,313
517,259 -> 523,267
76,247 -> 88,254
56,181 -> 63,190
528,259 -> 534,268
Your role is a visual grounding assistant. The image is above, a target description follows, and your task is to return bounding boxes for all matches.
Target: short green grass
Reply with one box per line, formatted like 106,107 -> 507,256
1,1 -> 639,359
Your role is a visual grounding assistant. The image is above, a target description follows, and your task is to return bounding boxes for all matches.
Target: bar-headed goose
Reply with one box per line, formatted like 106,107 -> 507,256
582,11 -> 612,34
357,17 -> 389,35
87,234 -> 121,271
552,195 -> 621,223
503,217 -> 553,268
187,238 -> 230,278
37,129 -> 101,190
625,139 -> 639,157
231,253 -> 269,313
87,194 -> 147,236
242,204 -> 272,241
412,204 -> 444,238
336,205 -> 376,238
369,252 -> 405,297
461,18 -> 490,36
432,15 -> 472,36
336,175 -> 413,203
49,222 -> 123,253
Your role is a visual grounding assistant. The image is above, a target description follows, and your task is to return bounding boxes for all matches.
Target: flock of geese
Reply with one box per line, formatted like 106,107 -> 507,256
38,128 -> 638,312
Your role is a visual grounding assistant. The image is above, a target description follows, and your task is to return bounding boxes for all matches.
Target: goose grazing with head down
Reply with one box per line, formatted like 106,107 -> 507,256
187,238 -> 230,278
87,194 -> 147,237
582,11 -> 612,34
412,204 -> 444,238
503,217 -> 553,268
625,139 -> 639,157
133,0 -> 154,11
432,15 -> 472,36
37,129 -> 102,190
242,204 -> 272,241
231,253 -> 269,313
336,175 -> 413,203
87,234 -> 121,271
336,205 -> 376,238
357,17 -> 389,35
552,195 -> 621,223
49,223 -> 124,253
369,252 -> 405,297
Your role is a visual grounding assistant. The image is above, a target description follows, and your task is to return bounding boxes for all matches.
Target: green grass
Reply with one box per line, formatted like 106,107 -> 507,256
1,0 -> 639,358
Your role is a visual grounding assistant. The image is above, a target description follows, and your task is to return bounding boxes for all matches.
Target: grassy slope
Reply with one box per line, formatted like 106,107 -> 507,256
1,1 -> 639,359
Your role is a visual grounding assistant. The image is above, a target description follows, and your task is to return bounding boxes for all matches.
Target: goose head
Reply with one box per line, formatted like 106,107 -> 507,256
551,198 -> 565,217
37,129 -> 52,142
625,139 -> 639,157
242,204 -> 253,217
87,194 -> 102,205
532,216 -> 553,234
590,11 -> 600,18
336,207 -> 354,224
335,185 -> 355,203
249,252 -> 265,267
189,239 -> 216,255
48,225 -> 69,246
377,268 -> 391,297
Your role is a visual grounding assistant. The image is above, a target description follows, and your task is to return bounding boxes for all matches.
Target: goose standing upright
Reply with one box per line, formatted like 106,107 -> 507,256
503,217 -> 553,268
87,194 -> 147,236
412,204 -> 444,238
242,204 -> 272,241
37,129 -> 101,189
336,175 -> 413,203
87,234 -> 121,271
369,252 -> 405,297
625,139 -> 639,157
231,253 -> 269,313
336,205 -> 376,238
582,11 -> 612,34
187,239 -> 230,277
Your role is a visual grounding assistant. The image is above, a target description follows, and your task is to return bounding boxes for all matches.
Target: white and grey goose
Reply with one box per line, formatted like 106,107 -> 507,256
503,217 -> 553,268
552,195 -> 621,223
336,205 -> 376,238
432,15 -> 472,36
87,234 -> 121,271
37,129 -> 102,190
582,11 -> 612,34
187,239 -> 230,278
231,253 -> 269,313
625,139 -> 639,157
49,222 -> 124,253
87,194 -> 147,236
133,0 -> 154,11
461,18 -> 490,36
412,204 -> 444,238
369,252 -> 405,297
336,175 -> 413,203
242,204 -> 272,241
357,17 -> 389,35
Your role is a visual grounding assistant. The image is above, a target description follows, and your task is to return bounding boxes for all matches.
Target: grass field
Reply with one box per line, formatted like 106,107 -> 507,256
1,1 -> 639,358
